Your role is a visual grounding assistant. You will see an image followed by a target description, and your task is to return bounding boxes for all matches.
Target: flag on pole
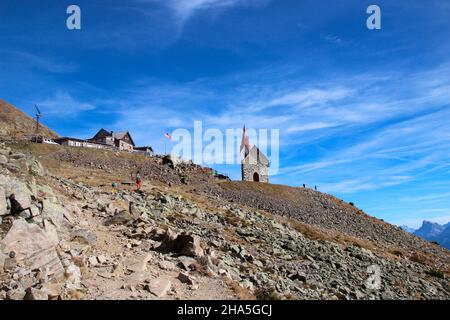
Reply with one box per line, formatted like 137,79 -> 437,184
240,125 -> 251,160
164,132 -> 172,140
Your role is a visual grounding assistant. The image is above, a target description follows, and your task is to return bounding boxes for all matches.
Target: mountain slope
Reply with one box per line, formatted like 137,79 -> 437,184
0,98 -> 58,139
1,141 -> 449,300
208,181 -> 450,268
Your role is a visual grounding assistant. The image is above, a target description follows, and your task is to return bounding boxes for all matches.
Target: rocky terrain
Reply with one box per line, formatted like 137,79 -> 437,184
0,141 -> 449,300
0,99 -> 58,139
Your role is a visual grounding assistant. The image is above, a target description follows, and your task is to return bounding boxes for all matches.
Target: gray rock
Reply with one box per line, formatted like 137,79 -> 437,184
24,288 -> 49,300
6,288 -> 26,300
177,256 -> 197,270
71,228 -> 98,245
158,260 -> 176,271
43,220 -> 59,246
0,176 -> 32,209
0,251 -> 6,273
28,159 -> 45,176
0,219 -> 64,281
177,272 -> 196,285
0,186 -> 6,216
0,154 -> 7,165
104,209 -> 134,226
145,277 -> 172,297
156,230 -> 204,257
65,264 -> 81,289
9,153 -> 26,160
124,253 -> 152,273
41,200 -> 67,230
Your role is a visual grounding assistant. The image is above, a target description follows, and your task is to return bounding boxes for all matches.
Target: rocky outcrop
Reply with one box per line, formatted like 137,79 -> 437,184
0,219 -> 64,280
156,230 -> 204,258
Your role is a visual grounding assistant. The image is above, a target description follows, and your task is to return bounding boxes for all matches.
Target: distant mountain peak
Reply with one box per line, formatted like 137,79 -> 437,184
400,225 -> 416,233
414,220 -> 450,249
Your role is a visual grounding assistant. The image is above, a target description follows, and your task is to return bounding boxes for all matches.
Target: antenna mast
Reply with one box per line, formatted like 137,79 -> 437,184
34,104 -> 42,135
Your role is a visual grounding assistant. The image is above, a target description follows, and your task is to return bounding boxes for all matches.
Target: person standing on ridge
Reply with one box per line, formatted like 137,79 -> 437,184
136,171 -> 142,191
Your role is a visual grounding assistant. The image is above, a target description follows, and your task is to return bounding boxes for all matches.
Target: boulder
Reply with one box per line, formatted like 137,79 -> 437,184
177,272 -> 196,285
40,283 -> 63,299
176,233 -> 204,257
0,219 -> 64,281
41,200 -> 67,230
88,256 -> 99,267
24,288 -> 49,300
71,228 -> 97,245
125,253 -> 152,273
0,154 -> 7,165
9,153 -> 26,160
62,208 -> 76,225
0,186 -> 6,216
0,251 -> 6,273
6,288 -> 26,300
158,260 -> 176,271
104,209 -> 134,226
43,220 -> 59,246
97,255 -> 108,264
157,228 -> 178,250
0,176 -> 32,209
65,264 -> 81,289
177,256 -> 197,271
156,230 -> 204,257
145,277 -> 172,297
28,159 -> 45,177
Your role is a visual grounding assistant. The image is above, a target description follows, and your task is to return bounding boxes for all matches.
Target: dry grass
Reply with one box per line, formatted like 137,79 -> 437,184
254,287 -> 282,300
388,247 -> 405,257
425,268 -> 445,279
0,98 -> 58,138
286,218 -> 332,242
410,253 -> 428,265
276,214 -> 378,252
225,279 -> 256,300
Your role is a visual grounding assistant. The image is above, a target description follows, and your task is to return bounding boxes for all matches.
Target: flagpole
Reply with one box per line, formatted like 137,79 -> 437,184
164,132 -> 172,155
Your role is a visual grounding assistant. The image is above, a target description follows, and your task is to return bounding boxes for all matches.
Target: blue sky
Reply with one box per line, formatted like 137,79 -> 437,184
1,0 -> 450,228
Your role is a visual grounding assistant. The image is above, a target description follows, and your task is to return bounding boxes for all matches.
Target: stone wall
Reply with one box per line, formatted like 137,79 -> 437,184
242,160 -> 269,183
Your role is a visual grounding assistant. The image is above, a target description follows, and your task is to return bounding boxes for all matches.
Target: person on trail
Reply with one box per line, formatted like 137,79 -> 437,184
111,182 -> 118,194
136,172 -> 142,191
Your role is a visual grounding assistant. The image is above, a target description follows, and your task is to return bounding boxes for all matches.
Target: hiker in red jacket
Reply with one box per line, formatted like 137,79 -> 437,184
136,172 -> 142,191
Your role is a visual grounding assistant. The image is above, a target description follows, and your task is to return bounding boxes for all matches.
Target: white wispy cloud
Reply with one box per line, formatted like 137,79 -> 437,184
143,0 -> 270,24
0,49 -> 77,73
39,91 -> 96,117
285,122 -> 340,133
268,87 -> 353,109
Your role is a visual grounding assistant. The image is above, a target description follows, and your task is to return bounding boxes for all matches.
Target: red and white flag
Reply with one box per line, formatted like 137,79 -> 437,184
164,132 -> 172,140
240,125 -> 251,159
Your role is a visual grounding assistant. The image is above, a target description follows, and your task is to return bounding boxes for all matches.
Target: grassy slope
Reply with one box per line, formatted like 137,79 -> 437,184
0,98 -> 59,138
